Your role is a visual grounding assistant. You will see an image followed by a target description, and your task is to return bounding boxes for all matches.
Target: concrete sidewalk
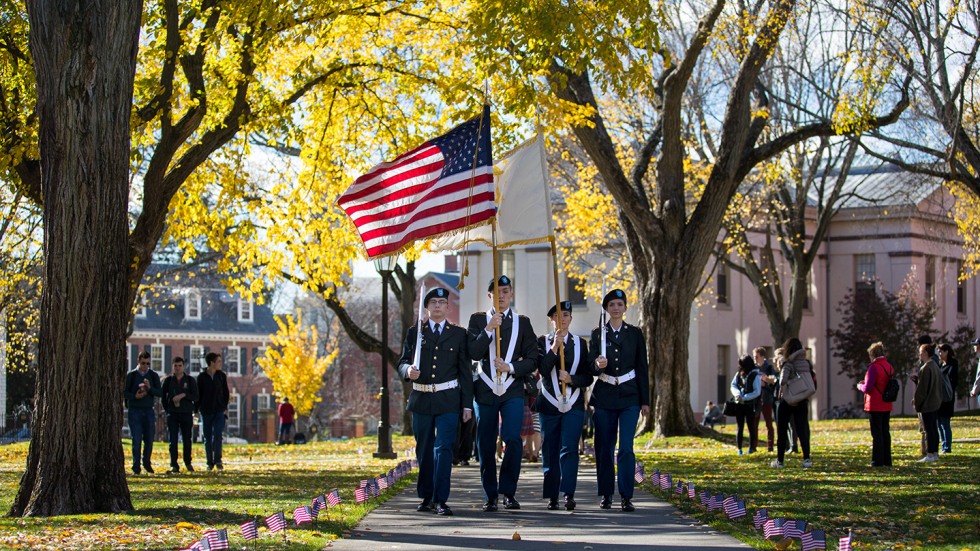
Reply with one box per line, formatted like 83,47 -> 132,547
326,462 -> 751,550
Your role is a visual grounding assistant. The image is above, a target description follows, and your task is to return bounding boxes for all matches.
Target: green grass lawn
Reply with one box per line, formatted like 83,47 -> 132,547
0,416 -> 977,550
635,414 -> 980,551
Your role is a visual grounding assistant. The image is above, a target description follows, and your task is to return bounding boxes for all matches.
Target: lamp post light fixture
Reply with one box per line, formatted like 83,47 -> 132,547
373,254 -> 398,459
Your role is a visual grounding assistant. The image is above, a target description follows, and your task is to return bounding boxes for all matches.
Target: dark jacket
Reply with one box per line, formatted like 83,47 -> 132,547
197,369 -> 230,415
939,358 -> 959,417
397,321 -> 474,416
162,373 -> 199,415
124,368 -> 162,409
587,322 -> 649,409
467,310 -> 539,405
913,359 -> 942,413
535,334 -> 593,415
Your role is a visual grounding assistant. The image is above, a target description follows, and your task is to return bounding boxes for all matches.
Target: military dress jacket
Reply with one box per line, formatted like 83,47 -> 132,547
397,321 -> 474,416
587,322 -> 650,410
534,334 -> 593,415
467,311 -> 540,405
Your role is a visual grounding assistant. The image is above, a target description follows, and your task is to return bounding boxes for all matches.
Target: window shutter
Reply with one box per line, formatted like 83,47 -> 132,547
164,345 -> 172,374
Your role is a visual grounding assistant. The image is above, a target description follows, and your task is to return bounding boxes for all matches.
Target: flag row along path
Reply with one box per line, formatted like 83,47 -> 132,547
326,463 -> 751,550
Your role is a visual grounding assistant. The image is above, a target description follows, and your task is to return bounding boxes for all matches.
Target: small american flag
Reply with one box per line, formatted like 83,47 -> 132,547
723,496 -> 746,519
699,490 -> 710,507
660,473 -> 672,491
837,530 -> 851,551
651,468 -> 660,486
634,462 -> 645,483
327,489 -> 342,507
359,479 -> 371,488
376,475 -> 388,491
753,508 -> 768,530
294,505 -> 313,525
764,518 -> 786,539
369,482 -> 381,498
240,520 -> 258,541
784,519 -> 808,539
803,529 -> 828,551
709,494 -> 724,512
266,511 -> 287,534
675,480 -> 684,495
204,529 -> 229,550
687,481 -> 696,499
355,487 -> 368,503
181,540 -> 207,551
411,458 -> 418,468
312,494 -> 327,518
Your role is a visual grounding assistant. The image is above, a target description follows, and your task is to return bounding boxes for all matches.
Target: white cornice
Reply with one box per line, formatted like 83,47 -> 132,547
129,330 -> 271,344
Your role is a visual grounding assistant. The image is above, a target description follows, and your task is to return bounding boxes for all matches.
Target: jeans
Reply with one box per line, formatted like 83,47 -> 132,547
937,414 -> 952,453
868,411 -> 891,466
540,409 -> 585,499
593,405 -> 640,499
128,407 -> 156,469
776,400 -> 810,462
201,412 -> 226,468
919,410 -> 939,455
474,397 -> 524,501
167,412 -> 194,468
735,407 -> 758,452
413,411 -> 459,504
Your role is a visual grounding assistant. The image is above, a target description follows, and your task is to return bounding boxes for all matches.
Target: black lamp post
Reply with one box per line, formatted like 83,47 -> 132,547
373,255 -> 398,459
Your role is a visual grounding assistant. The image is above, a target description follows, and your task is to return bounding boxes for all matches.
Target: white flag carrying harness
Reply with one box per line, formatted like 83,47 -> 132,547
478,310 -> 520,396
538,334 -> 581,413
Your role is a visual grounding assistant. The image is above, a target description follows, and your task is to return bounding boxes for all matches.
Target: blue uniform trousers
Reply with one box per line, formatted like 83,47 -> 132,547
412,411 -> 459,504
474,397 -> 524,501
539,408 -> 585,499
593,405 -> 640,499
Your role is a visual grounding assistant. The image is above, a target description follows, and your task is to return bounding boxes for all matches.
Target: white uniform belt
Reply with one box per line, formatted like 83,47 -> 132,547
598,370 -> 636,386
412,380 -> 459,393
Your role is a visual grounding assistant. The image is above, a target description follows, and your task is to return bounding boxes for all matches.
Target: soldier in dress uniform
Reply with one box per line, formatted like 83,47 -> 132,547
397,287 -> 474,516
536,300 -> 593,511
468,275 -> 540,512
588,289 -> 650,512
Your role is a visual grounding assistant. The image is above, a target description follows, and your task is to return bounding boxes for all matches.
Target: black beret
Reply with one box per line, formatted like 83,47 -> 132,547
547,300 -> 572,318
602,289 -> 627,309
424,287 -> 449,307
487,275 -> 512,292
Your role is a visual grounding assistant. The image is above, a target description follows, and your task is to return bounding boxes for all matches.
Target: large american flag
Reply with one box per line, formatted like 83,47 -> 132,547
240,520 -> 258,541
294,505 -> 313,525
204,529 -> 229,550
266,511 -> 287,534
803,529 -> 828,551
338,106 -> 495,258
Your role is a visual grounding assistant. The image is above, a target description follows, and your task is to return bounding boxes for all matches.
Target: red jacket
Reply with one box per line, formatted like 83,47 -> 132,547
278,402 -> 295,424
858,356 -> 894,413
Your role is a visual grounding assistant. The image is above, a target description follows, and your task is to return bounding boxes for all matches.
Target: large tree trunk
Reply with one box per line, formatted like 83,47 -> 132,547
10,0 -> 142,516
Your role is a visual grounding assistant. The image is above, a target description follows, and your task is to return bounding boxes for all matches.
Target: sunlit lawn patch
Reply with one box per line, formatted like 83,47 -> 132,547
636,415 -> 980,551
0,435 -> 416,550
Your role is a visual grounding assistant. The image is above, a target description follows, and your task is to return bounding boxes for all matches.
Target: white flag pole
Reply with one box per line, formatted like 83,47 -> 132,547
600,278 -> 607,358
413,282 -> 426,369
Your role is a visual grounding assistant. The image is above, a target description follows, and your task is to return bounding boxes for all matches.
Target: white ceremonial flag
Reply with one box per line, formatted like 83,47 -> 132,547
429,132 -> 553,250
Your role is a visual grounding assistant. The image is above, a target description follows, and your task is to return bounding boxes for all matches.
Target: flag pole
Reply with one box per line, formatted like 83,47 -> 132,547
549,236 -> 567,397
491,217 -> 502,384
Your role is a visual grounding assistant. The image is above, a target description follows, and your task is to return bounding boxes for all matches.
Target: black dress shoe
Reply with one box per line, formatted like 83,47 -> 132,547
417,499 -> 432,512
482,499 -> 498,512
170,466 -> 180,474
599,495 -> 612,509
435,502 -> 454,516
143,464 -> 154,474
621,497 -> 635,512
503,495 -> 521,510
547,497 -> 559,510
185,464 -> 194,472
461,460 -> 470,466
564,495 -> 576,511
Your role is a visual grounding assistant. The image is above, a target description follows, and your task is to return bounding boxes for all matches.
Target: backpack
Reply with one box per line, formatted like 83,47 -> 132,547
881,375 -> 900,403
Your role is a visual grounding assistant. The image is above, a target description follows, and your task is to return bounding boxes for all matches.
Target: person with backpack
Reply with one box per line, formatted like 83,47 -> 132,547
856,342 -> 894,467
771,338 -> 814,469
730,355 -> 762,455
937,344 -> 959,454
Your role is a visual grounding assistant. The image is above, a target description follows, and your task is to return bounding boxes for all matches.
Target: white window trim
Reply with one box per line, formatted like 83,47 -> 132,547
257,393 -> 272,411
227,393 -> 242,431
238,298 -> 253,323
185,290 -> 202,321
252,346 -> 268,378
189,345 -> 205,374
150,344 -> 165,375
225,346 -> 241,376
135,303 -> 147,319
